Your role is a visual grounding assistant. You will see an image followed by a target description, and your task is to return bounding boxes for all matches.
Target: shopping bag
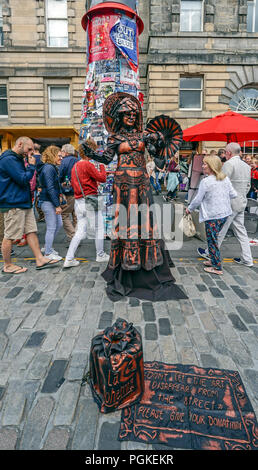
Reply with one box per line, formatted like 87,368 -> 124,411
88,318 -> 144,413
179,212 -> 196,237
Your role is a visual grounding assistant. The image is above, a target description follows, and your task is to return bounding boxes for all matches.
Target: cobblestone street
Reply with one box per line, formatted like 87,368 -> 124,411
0,200 -> 257,451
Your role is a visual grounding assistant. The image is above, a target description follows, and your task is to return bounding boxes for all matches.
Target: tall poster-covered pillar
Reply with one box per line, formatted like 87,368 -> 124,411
80,1 -> 144,237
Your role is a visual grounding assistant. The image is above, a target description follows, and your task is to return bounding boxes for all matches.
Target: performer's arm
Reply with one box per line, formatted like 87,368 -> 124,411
82,136 -> 117,165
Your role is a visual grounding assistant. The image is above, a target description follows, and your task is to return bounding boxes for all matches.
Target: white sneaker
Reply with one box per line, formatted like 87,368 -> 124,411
42,248 -> 59,256
63,259 -> 80,268
45,253 -> 62,261
96,252 -> 109,263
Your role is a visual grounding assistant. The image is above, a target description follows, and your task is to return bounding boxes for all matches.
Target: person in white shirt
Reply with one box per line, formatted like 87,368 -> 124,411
197,143 -> 254,267
186,155 -> 237,275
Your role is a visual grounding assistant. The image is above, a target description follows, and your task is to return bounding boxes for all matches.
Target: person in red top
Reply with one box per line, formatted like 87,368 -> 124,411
250,157 -> 258,200
63,138 -> 109,268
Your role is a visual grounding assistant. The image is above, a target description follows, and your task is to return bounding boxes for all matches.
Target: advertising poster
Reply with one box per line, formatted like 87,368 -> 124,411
88,14 -> 120,63
110,16 -> 138,71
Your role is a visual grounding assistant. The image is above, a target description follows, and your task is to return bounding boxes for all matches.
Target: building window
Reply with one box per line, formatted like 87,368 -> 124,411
0,3 -> 3,46
0,85 -> 8,117
180,1 -> 203,32
247,0 -> 258,32
48,86 -> 70,118
229,87 -> 258,113
46,0 -> 68,47
179,77 -> 203,110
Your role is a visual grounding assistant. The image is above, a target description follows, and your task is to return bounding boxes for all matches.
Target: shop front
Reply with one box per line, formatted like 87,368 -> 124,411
0,126 -> 79,152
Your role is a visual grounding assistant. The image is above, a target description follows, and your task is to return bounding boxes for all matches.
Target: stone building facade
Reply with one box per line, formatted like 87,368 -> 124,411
139,0 -> 258,152
0,0 -> 258,152
0,0 -> 86,149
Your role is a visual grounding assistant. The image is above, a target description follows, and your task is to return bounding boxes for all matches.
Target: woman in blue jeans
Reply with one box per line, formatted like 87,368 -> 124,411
37,146 -> 64,261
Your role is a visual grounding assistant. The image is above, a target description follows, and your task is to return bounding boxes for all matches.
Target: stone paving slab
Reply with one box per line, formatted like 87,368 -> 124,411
0,235 -> 257,450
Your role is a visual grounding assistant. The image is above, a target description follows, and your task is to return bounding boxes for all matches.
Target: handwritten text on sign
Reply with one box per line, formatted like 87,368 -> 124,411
119,362 -> 258,450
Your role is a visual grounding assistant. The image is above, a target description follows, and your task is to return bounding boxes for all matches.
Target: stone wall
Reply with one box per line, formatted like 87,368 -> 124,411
141,0 -> 258,149
0,0 -> 86,132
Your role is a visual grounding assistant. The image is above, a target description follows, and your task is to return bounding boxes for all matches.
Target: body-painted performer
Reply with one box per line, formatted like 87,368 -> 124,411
81,92 -> 187,302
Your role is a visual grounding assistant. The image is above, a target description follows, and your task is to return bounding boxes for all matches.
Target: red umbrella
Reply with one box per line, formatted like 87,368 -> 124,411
183,110 -> 258,144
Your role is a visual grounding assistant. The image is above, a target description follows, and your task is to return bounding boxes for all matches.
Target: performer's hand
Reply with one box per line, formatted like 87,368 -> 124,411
185,208 -> 190,215
82,142 -> 95,159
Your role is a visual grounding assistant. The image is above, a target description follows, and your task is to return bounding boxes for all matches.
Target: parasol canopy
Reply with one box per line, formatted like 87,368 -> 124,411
182,110 -> 258,144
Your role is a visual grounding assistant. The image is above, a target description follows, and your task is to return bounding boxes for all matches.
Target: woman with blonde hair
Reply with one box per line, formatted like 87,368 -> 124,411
186,155 -> 237,275
37,145 -> 64,261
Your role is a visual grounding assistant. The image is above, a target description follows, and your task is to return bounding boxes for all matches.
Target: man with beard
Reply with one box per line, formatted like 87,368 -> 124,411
0,136 -> 61,274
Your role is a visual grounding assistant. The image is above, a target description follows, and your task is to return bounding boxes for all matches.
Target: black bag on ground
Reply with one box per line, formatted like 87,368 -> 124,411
89,318 -> 144,413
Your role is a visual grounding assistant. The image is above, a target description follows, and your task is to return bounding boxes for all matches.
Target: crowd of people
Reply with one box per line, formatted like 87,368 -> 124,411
146,143 -> 257,277
186,143 -> 256,275
0,136 -> 109,274
0,134 -> 256,279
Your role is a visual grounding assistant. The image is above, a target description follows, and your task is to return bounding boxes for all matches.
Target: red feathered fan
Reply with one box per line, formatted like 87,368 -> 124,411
145,115 -> 183,159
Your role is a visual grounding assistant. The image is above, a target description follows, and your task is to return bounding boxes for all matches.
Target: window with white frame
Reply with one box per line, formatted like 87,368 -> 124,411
46,0 -> 68,47
48,86 -> 70,118
0,3 -> 3,46
180,1 -> 203,32
0,85 -> 8,117
229,87 -> 258,113
247,0 -> 258,32
179,77 -> 203,110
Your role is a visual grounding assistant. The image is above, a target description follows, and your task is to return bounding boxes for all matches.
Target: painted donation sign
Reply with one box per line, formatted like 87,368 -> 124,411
80,1 -> 144,236
119,362 -> 258,450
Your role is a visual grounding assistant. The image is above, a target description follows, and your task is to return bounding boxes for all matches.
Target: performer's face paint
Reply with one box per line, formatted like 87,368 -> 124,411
122,110 -> 137,128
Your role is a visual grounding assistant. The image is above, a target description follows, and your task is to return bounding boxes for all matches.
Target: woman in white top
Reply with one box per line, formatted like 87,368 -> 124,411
186,155 -> 237,275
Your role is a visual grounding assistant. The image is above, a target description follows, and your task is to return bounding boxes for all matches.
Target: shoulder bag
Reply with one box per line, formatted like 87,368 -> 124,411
74,163 -> 103,212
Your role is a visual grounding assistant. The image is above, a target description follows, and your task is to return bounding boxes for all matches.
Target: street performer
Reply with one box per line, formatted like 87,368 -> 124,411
81,92 -> 187,302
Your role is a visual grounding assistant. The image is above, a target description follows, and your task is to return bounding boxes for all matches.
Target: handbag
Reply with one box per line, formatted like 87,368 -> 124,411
179,212 -> 196,237
88,318 -> 144,413
74,163 -> 103,211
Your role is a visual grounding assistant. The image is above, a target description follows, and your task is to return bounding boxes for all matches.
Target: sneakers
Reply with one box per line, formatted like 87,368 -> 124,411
197,247 -> 210,261
96,252 -> 109,263
233,258 -> 253,267
41,248 -> 59,255
63,259 -> 80,269
45,253 -> 63,261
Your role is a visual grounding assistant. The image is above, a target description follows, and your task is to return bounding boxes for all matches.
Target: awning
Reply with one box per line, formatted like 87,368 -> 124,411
0,126 -> 79,151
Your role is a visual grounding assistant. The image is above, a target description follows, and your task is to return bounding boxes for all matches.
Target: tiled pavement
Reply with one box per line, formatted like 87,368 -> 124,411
0,209 -> 258,450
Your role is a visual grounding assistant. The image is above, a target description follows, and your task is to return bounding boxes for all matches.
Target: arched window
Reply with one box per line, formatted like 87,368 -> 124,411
229,87 -> 258,114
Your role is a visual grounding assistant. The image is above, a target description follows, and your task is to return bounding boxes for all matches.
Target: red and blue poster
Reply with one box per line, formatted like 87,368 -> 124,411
110,16 -> 138,71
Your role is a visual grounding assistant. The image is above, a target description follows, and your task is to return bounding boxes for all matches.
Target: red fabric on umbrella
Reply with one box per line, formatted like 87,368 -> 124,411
183,111 -> 258,143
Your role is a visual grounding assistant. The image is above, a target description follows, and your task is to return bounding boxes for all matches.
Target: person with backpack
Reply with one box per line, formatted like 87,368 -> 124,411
59,144 -> 78,242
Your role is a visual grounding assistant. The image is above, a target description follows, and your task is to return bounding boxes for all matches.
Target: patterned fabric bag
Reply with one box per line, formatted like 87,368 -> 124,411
88,318 -> 144,413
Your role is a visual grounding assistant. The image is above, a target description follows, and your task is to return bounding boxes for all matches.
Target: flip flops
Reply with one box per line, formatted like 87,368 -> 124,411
203,261 -> 212,266
36,259 -> 61,270
203,267 -> 223,275
2,266 -> 28,275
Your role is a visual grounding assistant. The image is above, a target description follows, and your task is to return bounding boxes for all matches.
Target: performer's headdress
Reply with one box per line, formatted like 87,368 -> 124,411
103,92 -> 143,133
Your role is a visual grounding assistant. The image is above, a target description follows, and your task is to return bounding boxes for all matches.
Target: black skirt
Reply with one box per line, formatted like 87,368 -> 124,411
102,240 -> 187,302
